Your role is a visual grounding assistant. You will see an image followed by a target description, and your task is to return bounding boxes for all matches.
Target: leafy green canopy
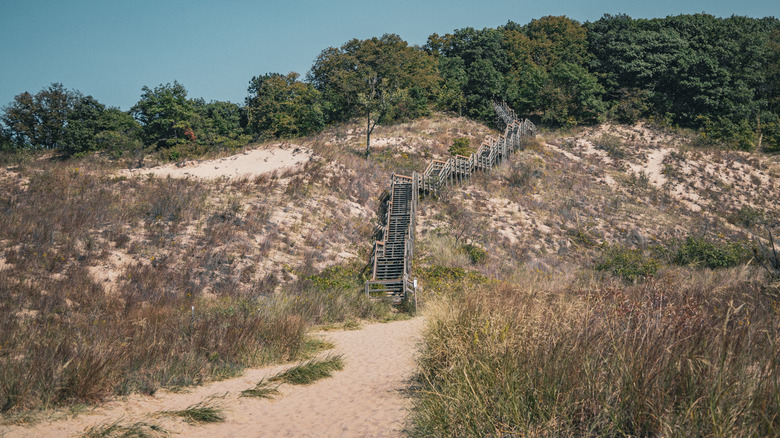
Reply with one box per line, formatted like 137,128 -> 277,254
587,13 -> 780,150
0,83 -> 140,156
428,16 -> 606,126
308,33 -> 439,125
245,72 -> 323,138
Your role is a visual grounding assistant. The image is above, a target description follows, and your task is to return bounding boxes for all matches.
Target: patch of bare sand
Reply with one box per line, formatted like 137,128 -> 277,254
123,145 -> 312,179
3,318 -> 423,438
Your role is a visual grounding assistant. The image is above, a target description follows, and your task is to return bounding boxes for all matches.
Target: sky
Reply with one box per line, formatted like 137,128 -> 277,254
1,0 -> 778,111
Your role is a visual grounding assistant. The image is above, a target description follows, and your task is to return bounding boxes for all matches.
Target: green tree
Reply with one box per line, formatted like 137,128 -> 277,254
431,27 -> 508,121
131,81 -> 196,148
1,83 -> 76,149
62,95 -> 140,156
308,34 -> 438,153
0,128 -> 13,152
541,62 -> 606,126
523,15 -> 591,67
245,72 -> 323,138
587,13 -> 780,140
1,91 -> 37,147
435,56 -> 467,115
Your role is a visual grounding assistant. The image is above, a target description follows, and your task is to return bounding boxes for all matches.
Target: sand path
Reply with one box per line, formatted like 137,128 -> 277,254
2,317 -> 423,438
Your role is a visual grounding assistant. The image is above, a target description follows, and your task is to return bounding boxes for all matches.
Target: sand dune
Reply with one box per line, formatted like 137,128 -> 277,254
123,144 -> 312,180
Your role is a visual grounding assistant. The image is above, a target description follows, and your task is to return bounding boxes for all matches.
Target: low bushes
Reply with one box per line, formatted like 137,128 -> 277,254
596,246 -> 660,282
671,235 -> 751,269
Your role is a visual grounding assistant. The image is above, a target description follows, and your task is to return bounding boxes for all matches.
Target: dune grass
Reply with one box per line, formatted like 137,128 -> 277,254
83,420 -> 169,437
240,380 -> 280,399
410,267 -> 779,437
269,355 -> 345,385
161,401 -> 224,424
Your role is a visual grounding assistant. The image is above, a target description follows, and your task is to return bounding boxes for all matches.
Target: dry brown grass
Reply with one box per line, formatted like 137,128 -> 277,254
0,151 -> 389,417
412,266 -> 779,436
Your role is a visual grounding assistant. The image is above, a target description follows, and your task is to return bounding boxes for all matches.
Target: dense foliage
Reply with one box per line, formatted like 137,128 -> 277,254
245,72 -> 324,138
2,13 -> 779,156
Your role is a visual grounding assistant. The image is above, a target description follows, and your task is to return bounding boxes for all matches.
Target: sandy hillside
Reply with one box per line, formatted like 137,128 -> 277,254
1,318 -> 423,438
122,143 -> 313,179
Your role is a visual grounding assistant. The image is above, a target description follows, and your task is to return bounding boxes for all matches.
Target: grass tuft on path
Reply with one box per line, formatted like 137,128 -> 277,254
240,379 -> 280,399
83,420 -> 169,437
269,355 -> 344,385
161,401 -> 224,424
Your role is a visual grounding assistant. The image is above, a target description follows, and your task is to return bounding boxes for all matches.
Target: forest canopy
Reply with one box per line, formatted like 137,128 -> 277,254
2,13 -> 779,156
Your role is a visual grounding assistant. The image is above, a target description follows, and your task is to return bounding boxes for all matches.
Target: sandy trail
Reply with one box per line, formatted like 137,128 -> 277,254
2,317 -> 423,438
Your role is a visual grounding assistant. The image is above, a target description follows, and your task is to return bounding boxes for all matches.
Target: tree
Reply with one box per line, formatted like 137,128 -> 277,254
432,27 -> 509,121
435,56 -> 467,114
62,95 -> 140,156
541,62 -> 606,126
308,34 -> 438,153
245,72 -> 323,138
523,15 -> 591,67
131,81 -> 196,148
1,92 -> 37,147
0,128 -> 13,152
1,83 -> 76,149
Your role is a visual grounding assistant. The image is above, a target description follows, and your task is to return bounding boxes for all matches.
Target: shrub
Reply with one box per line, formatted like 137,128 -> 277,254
461,244 -> 487,264
594,133 -> 626,159
595,246 -> 660,282
503,160 -> 538,189
448,137 -> 473,156
729,206 -> 765,228
672,235 -> 750,269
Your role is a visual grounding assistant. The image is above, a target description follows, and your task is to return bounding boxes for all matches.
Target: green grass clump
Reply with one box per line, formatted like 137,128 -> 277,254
162,402 -> 224,424
461,244 -> 487,264
299,337 -> 336,358
83,420 -> 169,437
269,355 -> 344,385
448,137 -> 474,156
595,245 -> 660,283
240,380 -> 280,399
672,235 -> 750,269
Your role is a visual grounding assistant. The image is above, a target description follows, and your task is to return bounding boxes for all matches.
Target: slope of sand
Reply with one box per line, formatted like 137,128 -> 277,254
123,144 -> 312,179
3,317 -> 422,438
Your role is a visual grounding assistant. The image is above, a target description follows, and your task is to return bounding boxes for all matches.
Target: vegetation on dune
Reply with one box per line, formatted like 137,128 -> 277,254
0,162 -> 391,416
83,420 -> 169,437
161,401 -> 225,424
410,269 -> 779,436
406,116 -> 779,436
240,379 -> 280,399
0,12 -> 779,431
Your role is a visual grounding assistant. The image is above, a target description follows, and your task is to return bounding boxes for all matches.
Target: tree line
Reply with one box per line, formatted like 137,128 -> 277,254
2,13 -> 779,157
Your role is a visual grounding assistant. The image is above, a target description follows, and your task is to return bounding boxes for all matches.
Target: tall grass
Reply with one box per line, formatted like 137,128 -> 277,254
411,267 -> 779,436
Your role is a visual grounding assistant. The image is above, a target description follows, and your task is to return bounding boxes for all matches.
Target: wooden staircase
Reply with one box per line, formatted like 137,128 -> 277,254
365,174 -> 417,302
365,102 -> 535,303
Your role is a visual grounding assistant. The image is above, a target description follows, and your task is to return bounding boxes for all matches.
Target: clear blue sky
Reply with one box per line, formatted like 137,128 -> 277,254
1,0 -> 778,111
